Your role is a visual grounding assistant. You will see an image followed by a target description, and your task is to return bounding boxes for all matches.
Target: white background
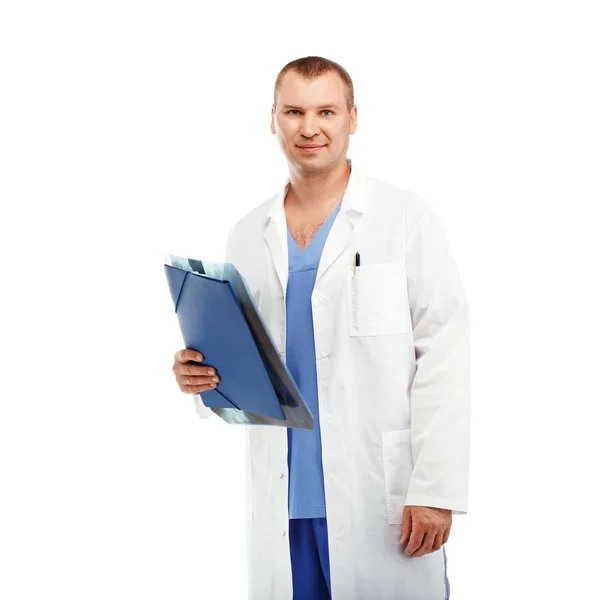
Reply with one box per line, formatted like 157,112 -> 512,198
1,1 -> 599,598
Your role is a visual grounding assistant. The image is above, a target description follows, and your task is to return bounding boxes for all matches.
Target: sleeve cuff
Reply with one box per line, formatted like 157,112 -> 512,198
404,493 -> 468,516
193,394 -> 214,420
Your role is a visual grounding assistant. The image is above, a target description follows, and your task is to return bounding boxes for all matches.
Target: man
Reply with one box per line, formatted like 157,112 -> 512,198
172,56 -> 470,600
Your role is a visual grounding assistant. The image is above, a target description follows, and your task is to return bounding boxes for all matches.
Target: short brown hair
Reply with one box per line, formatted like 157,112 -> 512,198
274,56 -> 354,112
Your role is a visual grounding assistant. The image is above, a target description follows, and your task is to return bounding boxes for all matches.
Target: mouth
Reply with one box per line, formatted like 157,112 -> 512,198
297,145 -> 325,153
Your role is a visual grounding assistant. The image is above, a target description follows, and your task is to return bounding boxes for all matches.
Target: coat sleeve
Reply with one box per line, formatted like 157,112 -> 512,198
193,226 -> 238,421
403,207 -> 471,515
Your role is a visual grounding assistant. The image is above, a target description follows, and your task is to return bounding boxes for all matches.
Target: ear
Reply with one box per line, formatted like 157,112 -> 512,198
270,105 -> 276,134
349,104 -> 357,135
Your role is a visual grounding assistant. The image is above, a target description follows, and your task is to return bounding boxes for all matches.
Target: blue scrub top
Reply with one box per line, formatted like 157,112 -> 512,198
286,199 -> 343,519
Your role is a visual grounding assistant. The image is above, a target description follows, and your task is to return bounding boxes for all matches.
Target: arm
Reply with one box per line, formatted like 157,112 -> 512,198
403,206 -> 471,516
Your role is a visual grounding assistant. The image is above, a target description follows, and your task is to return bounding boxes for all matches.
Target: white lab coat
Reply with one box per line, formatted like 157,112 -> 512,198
194,158 -> 470,599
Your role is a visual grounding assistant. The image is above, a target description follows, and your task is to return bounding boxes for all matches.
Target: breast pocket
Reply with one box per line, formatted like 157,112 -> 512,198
382,429 -> 413,525
346,263 -> 409,336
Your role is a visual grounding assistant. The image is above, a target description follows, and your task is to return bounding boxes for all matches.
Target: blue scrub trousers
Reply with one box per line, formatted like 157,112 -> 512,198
289,517 -> 332,599
285,200 -> 340,599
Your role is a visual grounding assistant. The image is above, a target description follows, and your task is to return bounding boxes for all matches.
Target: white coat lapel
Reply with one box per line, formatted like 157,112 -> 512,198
263,158 -> 366,295
315,160 -> 366,286
263,185 -> 289,296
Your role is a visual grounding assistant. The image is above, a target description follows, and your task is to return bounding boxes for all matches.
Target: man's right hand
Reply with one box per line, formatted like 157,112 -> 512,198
173,349 -> 221,394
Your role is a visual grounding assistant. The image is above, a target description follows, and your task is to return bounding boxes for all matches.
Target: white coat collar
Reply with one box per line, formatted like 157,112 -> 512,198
263,157 -> 366,294
264,157 -> 365,223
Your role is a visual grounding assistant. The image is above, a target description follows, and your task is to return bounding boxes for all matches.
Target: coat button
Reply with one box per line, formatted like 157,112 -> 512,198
282,530 -> 287,536
280,473 -> 284,478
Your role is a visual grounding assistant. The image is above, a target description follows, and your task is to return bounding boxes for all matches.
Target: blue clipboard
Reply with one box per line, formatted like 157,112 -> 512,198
164,254 -> 314,429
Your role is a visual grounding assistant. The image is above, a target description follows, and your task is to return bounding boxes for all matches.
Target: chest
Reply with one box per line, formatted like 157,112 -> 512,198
286,215 -> 329,252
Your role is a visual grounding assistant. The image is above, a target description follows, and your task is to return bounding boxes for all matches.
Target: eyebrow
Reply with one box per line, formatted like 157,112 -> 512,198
281,103 -> 339,110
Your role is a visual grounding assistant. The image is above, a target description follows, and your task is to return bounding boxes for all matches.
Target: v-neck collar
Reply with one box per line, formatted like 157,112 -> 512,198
287,198 -> 342,255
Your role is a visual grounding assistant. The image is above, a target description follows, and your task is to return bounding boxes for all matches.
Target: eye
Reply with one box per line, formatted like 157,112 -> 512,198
286,109 -> 334,116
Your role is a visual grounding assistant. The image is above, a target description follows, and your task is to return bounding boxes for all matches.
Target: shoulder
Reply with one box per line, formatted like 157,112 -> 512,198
227,189 -> 279,243
360,170 -> 434,232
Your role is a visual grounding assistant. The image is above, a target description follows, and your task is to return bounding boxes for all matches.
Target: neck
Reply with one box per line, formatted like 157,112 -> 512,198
285,158 -> 351,214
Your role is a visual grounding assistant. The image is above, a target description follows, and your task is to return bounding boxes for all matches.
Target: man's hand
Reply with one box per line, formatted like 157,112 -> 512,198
399,505 -> 452,557
172,348 -> 221,394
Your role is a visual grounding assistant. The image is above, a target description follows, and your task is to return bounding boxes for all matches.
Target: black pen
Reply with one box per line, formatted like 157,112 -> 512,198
354,251 -> 360,276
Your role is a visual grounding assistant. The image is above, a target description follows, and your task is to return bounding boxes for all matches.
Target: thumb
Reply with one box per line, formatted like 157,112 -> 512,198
400,506 -> 412,544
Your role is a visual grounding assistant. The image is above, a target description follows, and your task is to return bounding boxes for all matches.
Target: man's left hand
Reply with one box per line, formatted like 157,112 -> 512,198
399,505 -> 452,557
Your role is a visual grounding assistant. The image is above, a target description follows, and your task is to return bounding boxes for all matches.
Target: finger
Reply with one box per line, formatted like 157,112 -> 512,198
404,526 -> 425,556
182,374 -> 220,387
431,531 -> 444,553
412,531 -> 437,557
400,523 -> 411,547
442,527 -> 450,546
399,506 -> 412,546
180,364 -> 218,377
175,349 -> 204,363
182,382 -> 218,394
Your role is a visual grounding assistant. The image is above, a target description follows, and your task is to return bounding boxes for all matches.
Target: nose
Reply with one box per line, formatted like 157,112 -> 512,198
299,113 -> 320,138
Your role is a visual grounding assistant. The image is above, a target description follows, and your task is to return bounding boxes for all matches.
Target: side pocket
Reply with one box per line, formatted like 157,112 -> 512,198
382,429 -> 413,525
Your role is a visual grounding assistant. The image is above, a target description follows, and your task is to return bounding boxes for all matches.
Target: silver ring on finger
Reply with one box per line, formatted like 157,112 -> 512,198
186,376 -> 190,385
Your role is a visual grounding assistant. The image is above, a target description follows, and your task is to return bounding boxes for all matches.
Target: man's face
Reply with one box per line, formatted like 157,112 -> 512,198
271,70 -> 357,173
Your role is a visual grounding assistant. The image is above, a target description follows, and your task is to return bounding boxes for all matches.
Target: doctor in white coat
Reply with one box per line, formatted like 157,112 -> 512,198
172,56 -> 470,600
